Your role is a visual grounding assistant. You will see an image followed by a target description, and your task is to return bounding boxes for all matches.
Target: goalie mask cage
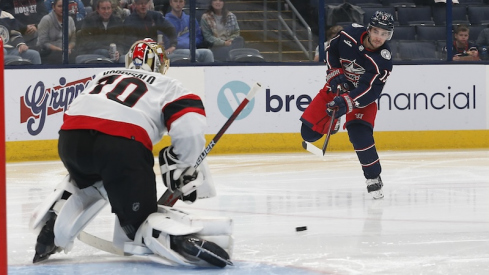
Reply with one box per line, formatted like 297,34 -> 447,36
0,37 -> 7,274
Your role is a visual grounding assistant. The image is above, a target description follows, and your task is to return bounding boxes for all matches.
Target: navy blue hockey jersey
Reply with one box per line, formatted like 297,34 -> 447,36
326,23 -> 393,108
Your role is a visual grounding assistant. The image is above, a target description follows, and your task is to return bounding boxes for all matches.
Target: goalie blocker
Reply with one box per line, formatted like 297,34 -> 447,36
159,146 -> 216,204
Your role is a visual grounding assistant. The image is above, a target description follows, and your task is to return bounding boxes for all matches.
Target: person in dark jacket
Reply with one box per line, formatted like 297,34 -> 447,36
0,0 -> 48,48
78,0 -> 125,62
0,8 -> 41,64
123,0 -> 177,55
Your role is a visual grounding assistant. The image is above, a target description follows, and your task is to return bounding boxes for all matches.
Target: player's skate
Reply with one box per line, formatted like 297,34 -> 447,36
33,213 -> 60,263
366,176 -> 384,199
171,234 -> 233,268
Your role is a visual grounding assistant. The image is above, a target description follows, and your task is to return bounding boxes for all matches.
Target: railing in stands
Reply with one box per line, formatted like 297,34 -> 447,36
276,0 -> 313,61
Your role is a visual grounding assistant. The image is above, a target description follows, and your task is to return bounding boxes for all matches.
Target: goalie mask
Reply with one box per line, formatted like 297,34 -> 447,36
368,11 -> 394,40
126,38 -> 170,74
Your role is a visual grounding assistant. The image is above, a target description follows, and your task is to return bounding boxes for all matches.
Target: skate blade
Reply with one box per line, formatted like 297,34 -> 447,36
371,190 -> 384,200
33,253 -> 51,264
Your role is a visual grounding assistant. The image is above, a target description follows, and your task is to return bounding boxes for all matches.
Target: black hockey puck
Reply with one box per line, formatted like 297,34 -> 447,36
295,226 -> 307,232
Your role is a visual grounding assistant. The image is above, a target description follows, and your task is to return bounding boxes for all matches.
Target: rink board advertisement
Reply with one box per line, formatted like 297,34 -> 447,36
204,65 -> 488,134
5,67 -> 206,141
4,64 -> 489,142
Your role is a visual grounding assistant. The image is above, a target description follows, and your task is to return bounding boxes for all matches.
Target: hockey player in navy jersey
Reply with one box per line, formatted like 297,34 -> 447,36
30,38 -> 233,268
301,11 -> 394,199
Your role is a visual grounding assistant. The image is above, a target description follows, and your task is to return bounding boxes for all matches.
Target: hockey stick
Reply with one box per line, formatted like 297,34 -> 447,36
158,82 -> 262,206
302,87 -> 342,157
78,231 -> 128,256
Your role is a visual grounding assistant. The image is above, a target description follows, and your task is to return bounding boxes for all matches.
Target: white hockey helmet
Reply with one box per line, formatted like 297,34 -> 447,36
125,38 -> 170,74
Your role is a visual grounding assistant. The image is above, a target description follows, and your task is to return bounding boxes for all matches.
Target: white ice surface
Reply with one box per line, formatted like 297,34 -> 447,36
6,150 -> 489,274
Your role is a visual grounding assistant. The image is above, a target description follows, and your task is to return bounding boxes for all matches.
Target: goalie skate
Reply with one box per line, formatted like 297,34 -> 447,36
33,213 -> 60,263
366,176 -> 384,199
171,235 -> 233,268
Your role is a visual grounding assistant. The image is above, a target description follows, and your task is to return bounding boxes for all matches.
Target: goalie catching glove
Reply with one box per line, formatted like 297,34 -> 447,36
159,146 -> 203,203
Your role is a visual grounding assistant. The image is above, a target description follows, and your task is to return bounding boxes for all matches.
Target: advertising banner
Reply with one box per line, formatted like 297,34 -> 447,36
203,66 -> 326,134
5,67 -> 205,141
203,65 -> 488,133
5,65 -> 488,142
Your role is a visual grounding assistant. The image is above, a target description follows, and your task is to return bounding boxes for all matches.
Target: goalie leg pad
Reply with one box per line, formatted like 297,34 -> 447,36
124,205 -> 233,267
53,181 -> 108,252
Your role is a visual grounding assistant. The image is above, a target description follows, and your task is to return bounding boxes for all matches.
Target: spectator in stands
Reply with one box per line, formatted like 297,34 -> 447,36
45,0 -> 87,29
476,27 -> 489,60
476,28 -> 489,47
37,0 -> 77,64
0,9 -> 42,64
111,0 -> 131,20
200,0 -> 244,61
445,25 -> 479,61
314,25 -> 343,62
164,0 -> 214,62
123,0 -> 178,55
0,0 -> 47,49
78,0 -> 125,62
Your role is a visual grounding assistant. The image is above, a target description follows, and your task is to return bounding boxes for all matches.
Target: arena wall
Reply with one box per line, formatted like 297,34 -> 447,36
6,64 -> 489,162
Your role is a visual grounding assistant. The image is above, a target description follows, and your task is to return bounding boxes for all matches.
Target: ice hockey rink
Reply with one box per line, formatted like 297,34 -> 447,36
6,149 -> 489,274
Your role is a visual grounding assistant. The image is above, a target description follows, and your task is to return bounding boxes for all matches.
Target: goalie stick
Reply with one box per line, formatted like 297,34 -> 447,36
78,82 -> 262,256
302,86 -> 343,157
158,82 -> 262,206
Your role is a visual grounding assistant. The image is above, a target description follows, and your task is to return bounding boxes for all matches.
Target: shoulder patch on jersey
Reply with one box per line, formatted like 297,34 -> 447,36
381,49 -> 391,60
352,23 -> 364,28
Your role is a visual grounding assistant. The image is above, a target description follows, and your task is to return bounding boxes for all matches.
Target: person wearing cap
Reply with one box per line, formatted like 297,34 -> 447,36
300,11 -> 395,200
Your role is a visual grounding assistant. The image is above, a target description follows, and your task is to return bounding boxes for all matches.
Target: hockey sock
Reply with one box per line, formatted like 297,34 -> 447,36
347,123 -> 381,179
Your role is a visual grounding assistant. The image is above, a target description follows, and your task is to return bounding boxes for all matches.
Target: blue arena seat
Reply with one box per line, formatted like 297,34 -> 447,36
228,48 -> 266,62
432,5 -> 469,26
391,26 -> 416,40
345,0 -> 382,7
469,25 -> 486,42
75,54 -> 113,64
398,40 -> 439,61
416,26 -> 450,41
4,56 -> 33,65
397,6 -> 435,26
467,6 -> 489,25
382,0 -> 416,8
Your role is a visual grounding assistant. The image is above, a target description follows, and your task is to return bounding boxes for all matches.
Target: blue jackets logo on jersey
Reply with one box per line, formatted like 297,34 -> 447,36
217,81 -> 255,120
340,59 -> 365,87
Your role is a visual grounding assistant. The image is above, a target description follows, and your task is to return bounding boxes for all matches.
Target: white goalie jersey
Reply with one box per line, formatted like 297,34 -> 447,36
62,68 -> 206,165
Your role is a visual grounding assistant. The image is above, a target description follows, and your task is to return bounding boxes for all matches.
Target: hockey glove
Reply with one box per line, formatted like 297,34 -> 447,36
326,94 -> 354,118
325,68 -> 348,94
159,146 -> 203,203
